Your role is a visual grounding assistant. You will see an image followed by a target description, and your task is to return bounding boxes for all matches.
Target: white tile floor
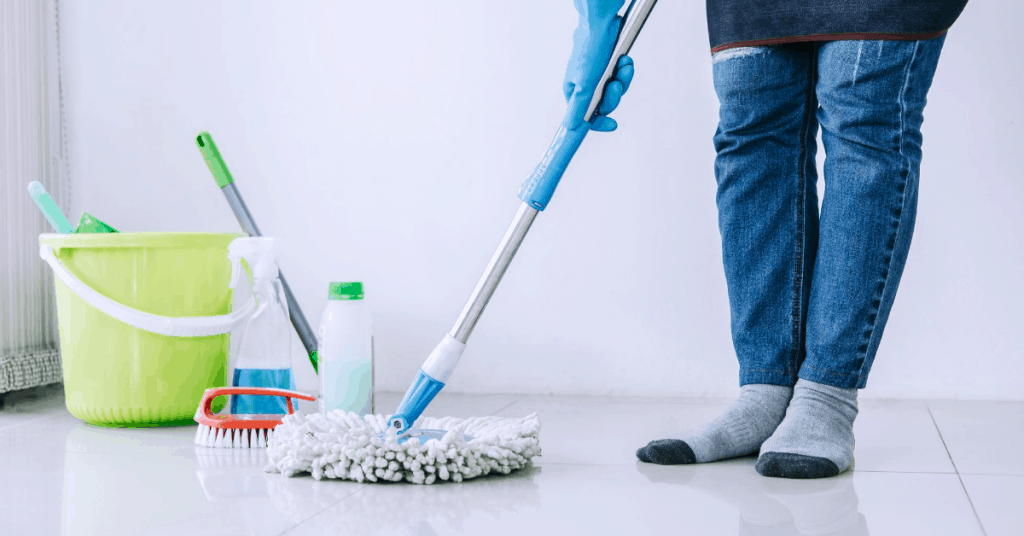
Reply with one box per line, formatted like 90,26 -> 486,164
1,384 -> 1020,536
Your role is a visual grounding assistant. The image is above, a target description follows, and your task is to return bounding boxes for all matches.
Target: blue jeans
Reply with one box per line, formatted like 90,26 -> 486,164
712,36 -> 946,389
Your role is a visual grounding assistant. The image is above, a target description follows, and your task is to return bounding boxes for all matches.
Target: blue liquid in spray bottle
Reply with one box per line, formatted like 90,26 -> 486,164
230,368 -> 294,414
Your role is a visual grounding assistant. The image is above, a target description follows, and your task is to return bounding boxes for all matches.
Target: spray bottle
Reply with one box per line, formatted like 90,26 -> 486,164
228,237 -> 295,413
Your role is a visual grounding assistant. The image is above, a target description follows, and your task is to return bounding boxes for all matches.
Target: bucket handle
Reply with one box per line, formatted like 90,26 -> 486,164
40,244 -> 256,337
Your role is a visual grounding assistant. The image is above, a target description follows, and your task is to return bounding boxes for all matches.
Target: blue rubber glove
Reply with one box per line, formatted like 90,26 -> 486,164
563,0 -> 635,132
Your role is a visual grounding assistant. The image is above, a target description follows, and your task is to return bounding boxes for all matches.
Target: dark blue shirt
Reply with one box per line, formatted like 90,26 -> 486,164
707,0 -> 969,52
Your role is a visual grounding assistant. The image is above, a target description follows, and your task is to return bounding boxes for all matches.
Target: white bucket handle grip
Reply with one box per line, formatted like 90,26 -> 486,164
40,244 -> 255,337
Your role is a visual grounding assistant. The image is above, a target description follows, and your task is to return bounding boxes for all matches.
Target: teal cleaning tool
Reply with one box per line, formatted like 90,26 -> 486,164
27,181 -> 75,234
195,132 -> 319,373
385,0 -> 658,438
75,213 -> 119,233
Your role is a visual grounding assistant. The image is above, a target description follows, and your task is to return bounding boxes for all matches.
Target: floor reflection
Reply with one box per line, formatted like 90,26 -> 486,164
636,459 -> 870,536
10,385 -> 988,535
194,446 -> 273,501
266,465 -> 543,535
61,423 -> 307,535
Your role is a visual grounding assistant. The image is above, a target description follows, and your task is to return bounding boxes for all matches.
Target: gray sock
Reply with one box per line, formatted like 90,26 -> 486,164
756,378 -> 858,479
637,384 -> 792,464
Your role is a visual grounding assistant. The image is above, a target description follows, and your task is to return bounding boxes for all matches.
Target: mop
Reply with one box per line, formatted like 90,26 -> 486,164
265,411 -> 541,484
265,0 -> 658,484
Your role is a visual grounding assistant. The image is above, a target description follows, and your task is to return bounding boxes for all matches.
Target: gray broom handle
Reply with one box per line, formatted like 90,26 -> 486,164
222,183 -> 319,360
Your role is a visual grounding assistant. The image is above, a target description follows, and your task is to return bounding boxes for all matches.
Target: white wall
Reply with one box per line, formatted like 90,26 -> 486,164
59,1 -> 1023,400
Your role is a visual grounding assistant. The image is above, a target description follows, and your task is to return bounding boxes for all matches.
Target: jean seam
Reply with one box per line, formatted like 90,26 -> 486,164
857,40 -> 921,381
789,47 -> 817,380
801,363 -> 863,380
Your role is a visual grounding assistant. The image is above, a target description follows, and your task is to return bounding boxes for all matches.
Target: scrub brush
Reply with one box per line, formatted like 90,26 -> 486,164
194,387 -> 315,449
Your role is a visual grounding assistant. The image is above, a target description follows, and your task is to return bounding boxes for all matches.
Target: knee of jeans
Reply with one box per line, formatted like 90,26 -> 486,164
711,46 -> 768,65
818,100 -> 921,157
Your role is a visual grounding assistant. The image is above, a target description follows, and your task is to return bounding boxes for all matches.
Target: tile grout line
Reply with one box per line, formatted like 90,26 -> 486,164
927,403 -> 988,536
276,483 -> 370,536
491,398 -> 522,416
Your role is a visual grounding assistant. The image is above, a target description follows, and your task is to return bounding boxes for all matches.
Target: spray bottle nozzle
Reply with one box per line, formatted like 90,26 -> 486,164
228,237 -> 278,289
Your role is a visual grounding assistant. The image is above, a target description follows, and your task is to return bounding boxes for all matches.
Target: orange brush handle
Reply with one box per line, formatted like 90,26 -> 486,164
195,387 -> 316,429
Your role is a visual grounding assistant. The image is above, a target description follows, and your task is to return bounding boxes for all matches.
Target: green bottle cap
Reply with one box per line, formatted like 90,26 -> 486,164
329,282 -> 364,300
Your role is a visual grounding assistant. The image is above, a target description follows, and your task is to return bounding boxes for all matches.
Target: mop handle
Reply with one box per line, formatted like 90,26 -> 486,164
456,0 -> 658,341
518,0 -> 658,211
386,1 -> 659,434
583,0 -> 658,122
196,132 -> 320,372
221,181 -> 319,360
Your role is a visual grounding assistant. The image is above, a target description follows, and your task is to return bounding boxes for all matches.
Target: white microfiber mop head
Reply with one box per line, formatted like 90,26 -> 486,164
264,411 -> 540,484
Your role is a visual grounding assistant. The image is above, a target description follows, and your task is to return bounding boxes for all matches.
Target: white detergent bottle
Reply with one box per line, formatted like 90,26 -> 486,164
318,282 -> 373,415
228,237 -> 295,414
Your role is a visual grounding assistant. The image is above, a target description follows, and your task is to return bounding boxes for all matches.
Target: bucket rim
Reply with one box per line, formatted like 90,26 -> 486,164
39,232 -> 245,249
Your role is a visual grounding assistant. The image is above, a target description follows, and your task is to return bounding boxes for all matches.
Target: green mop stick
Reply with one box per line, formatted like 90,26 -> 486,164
195,132 -> 319,373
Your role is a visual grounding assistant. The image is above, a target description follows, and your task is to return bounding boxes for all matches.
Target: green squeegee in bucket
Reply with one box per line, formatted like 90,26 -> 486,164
196,133 -> 319,373
385,0 -> 659,439
75,213 -> 119,233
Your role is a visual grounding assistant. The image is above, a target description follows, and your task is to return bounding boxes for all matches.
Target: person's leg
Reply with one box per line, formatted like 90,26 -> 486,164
638,43 -> 820,465
757,36 -> 947,479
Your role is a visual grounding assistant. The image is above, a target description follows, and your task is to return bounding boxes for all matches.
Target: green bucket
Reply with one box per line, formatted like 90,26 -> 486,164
39,232 -> 248,427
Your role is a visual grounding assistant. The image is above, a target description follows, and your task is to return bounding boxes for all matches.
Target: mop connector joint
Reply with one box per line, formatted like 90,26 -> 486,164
386,335 -> 467,435
387,369 -> 445,434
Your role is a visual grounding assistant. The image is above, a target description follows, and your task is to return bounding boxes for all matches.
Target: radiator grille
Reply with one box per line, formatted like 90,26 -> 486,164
1,0 -> 68,393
